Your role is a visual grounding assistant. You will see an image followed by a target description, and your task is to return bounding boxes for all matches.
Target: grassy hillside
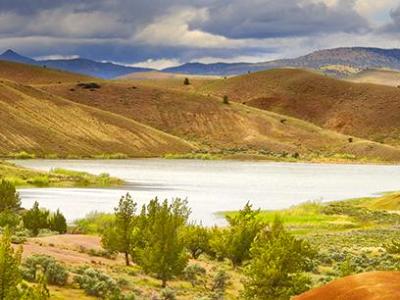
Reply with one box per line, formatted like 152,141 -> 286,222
39,80 -> 400,162
0,60 -> 95,84
198,69 -> 400,146
347,68 -> 400,87
0,79 -> 193,157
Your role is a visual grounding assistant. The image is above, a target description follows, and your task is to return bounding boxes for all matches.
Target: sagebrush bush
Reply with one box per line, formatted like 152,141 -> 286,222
73,266 -> 120,298
160,288 -> 176,300
22,255 -> 68,286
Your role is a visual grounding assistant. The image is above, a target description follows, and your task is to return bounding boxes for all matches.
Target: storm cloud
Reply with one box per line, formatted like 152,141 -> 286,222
0,0 -> 398,67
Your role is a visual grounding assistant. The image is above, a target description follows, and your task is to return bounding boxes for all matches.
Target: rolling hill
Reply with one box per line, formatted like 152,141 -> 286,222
295,272 -> 400,300
0,78 -> 193,157
39,80 -> 400,162
199,69 -> 400,146
2,59 -> 400,162
0,60 -> 95,84
347,69 -> 400,87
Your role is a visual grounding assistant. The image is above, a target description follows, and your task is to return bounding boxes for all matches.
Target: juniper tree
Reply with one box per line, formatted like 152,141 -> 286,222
49,209 -> 67,234
136,198 -> 190,287
243,218 -> 316,300
0,180 -> 21,213
225,202 -> 264,266
102,193 -> 137,266
23,202 -> 49,236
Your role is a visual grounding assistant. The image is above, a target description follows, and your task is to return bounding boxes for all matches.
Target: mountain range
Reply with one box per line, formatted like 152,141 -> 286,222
0,49 -> 152,79
2,47 -> 400,78
164,47 -> 400,77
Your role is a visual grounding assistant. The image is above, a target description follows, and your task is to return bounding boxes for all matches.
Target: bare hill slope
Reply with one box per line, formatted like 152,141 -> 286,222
40,81 -> 400,161
0,79 -> 193,157
199,69 -> 400,146
295,272 -> 400,300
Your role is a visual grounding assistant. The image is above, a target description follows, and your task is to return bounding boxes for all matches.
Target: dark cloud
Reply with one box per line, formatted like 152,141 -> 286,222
197,0 -> 370,39
381,5 -> 400,33
0,0 -> 390,64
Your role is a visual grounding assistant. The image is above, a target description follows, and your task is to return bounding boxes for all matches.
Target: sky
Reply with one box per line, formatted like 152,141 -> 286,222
0,0 -> 400,69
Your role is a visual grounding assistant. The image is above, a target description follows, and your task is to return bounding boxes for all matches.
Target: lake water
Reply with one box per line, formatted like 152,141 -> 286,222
11,159 -> 400,225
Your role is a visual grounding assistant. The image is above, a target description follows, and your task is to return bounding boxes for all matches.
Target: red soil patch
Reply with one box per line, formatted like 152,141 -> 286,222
18,234 -> 122,266
295,272 -> 400,300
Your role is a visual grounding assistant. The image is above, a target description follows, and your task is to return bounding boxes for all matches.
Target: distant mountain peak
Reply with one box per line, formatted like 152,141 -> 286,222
2,49 -> 18,55
0,49 -> 37,64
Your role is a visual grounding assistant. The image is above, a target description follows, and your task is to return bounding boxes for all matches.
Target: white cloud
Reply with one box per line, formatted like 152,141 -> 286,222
130,58 -> 182,70
134,7 -> 247,48
35,54 -> 80,60
354,0 -> 398,24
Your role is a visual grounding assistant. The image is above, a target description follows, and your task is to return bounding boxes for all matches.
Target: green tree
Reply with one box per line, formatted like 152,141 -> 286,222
182,224 -> 210,259
0,210 -> 20,230
0,228 -> 22,300
0,180 -> 21,213
225,202 -> 264,266
48,209 -> 67,234
102,193 -> 137,266
23,202 -> 49,236
243,218 -> 316,300
136,198 -> 190,287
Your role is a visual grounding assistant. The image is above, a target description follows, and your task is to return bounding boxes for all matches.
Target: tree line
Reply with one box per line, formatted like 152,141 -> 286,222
101,194 -> 316,299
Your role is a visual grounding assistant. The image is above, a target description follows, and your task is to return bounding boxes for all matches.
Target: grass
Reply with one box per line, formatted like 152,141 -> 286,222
0,161 -> 124,188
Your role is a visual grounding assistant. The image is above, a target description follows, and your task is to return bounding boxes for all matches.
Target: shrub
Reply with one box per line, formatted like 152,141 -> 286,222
160,288 -> 176,300
183,264 -> 206,287
73,212 -> 114,234
339,256 -> 356,277
222,95 -> 229,104
77,82 -> 101,89
0,210 -> 21,229
74,266 -> 120,298
27,176 -> 49,187
10,151 -> 36,159
22,255 -> 68,286
0,179 -> 21,213
183,78 -> 190,85
211,269 -> 230,294
48,209 -> 67,234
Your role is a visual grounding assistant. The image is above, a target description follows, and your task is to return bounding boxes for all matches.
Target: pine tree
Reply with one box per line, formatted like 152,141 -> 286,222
0,180 -> 21,213
102,193 -> 137,266
49,209 -> 67,234
23,202 -> 49,236
137,198 -> 190,287
0,228 -> 22,300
